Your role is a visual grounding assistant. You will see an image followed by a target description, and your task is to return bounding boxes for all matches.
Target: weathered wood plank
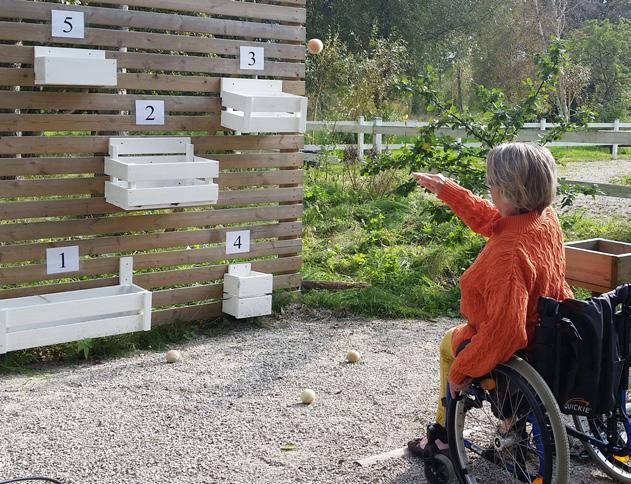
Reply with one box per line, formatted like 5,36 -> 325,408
0,44 -> 305,78
0,114 -> 218,132
0,170 -> 303,198
2,0 -> 305,42
0,91 -> 220,113
0,21 -> 305,61
0,135 -> 304,155
0,221 -> 302,263
0,153 -> 303,177
0,238 -> 302,285
0,68 -> 306,95
0,256 -> 301,299
0,203 -> 304,241
88,0 -> 306,24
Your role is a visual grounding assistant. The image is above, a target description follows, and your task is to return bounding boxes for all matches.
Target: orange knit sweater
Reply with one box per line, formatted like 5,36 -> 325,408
437,179 -> 573,384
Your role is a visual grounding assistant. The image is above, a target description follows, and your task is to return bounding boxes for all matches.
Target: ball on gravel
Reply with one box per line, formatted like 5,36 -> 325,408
300,388 -> 316,404
346,350 -> 361,363
307,38 -> 324,54
165,350 -> 182,363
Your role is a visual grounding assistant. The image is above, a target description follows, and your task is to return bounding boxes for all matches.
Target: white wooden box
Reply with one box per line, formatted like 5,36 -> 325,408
105,179 -> 219,210
0,258 -> 151,354
222,295 -> 272,319
224,270 -> 273,298
220,78 -> 307,133
34,46 -> 117,86
104,137 -> 220,210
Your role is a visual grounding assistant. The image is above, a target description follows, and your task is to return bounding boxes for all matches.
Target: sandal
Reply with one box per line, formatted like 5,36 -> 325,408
407,423 -> 449,458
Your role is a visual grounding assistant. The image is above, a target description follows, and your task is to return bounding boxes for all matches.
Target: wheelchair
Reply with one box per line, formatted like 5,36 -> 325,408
422,283 -> 631,484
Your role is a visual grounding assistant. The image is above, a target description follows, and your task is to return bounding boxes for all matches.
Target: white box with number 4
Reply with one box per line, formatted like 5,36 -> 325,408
223,264 -> 273,318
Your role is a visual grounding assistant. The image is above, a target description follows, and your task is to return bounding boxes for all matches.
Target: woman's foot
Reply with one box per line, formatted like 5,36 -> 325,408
408,423 -> 449,458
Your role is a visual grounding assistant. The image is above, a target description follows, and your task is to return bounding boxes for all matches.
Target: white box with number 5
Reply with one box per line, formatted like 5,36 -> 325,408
34,46 -> 117,86
51,10 -> 85,38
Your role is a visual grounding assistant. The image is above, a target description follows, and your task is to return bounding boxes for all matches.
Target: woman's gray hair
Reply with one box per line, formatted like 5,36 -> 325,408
486,143 -> 557,213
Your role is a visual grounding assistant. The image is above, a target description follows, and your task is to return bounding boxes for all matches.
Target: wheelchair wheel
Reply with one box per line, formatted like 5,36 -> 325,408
573,403 -> 631,483
424,453 -> 456,484
447,356 -> 569,483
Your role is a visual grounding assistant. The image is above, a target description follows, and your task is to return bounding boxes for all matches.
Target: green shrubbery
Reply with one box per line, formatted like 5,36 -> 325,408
301,156 -> 631,319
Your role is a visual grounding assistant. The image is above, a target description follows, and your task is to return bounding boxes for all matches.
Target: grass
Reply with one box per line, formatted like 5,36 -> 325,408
300,158 -> 631,318
550,146 -> 631,162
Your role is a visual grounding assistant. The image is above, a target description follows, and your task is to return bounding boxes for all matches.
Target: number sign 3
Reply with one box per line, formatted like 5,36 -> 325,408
135,100 -> 165,125
239,46 -> 264,71
51,10 -> 85,39
226,230 -> 251,255
46,246 -> 80,275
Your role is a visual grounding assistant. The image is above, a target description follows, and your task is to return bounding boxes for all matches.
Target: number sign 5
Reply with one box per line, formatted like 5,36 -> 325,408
239,46 -> 264,71
135,100 -> 165,125
51,10 -> 85,39
46,246 -> 80,275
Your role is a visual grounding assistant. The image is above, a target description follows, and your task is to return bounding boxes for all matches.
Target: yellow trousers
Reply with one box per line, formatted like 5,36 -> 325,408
436,327 -> 456,426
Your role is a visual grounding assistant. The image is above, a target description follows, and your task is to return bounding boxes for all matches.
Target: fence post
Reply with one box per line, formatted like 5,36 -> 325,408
357,116 -> 365,161
612,118 -> 620,160
374,117 -> 383,154
539,118 -> 546,131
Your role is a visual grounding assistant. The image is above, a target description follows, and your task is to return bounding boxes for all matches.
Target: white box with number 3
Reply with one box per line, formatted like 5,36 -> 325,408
239,46 -> 264,70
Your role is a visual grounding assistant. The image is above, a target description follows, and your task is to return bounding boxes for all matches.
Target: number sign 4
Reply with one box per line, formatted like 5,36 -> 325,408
46,246 -> 80,275
226,230 -> 251,255
51,10 -> 85,39
135,100 -> 165,125
239,46 -> 264,71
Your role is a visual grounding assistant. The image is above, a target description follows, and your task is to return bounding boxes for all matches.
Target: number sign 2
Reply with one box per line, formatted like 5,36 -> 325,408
135,100 -> 165,125
51,10 -> 85,39
239,46 -> 264,71
46,246 -> 80,275
226,230 -> 251,255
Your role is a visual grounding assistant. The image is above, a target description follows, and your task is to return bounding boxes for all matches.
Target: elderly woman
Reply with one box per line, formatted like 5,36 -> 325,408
409,142 -> 574,454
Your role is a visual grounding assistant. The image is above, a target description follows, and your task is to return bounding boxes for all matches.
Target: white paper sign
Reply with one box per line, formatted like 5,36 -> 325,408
135,100 -> 165,125
226,230 -> 251,254
51,10 -> 85,39
46,246 -> 80,275
240,46 -> 264,71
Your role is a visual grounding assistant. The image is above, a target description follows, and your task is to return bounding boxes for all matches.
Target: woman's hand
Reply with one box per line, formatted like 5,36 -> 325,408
412,172 -> 446,195
449,376 -> 473,399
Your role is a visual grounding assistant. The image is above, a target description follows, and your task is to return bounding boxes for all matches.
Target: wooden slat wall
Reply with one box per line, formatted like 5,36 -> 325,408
0,0 -> 305,324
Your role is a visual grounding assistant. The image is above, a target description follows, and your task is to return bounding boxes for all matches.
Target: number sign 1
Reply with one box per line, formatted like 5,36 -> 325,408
46,246 -> 80,275
239,46 -> 264,71
226,230 -> 251,255
51,10 -> 85,39
135,100 -> 165,126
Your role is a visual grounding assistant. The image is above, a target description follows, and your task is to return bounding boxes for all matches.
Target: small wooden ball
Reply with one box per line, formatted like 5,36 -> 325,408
307,38 -> 324,54
165,350 -> 182,363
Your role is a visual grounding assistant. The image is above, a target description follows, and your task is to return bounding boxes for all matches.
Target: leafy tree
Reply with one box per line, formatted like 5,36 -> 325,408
306,31 -> 409,120
363,42 -> 594,206
568,19 -> 631,120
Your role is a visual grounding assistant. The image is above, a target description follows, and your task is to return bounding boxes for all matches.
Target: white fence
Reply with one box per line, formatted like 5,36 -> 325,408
305,117 -> 631,160
305,117 -> 631,199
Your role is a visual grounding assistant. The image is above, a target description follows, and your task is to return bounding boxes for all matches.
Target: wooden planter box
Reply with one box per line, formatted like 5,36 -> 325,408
222,263 -> 273,319
565,238 -> 631,293
220,78 -> 307,133
104,137 -> 219,210
34,47 -> 117,86
0,258 -> 151,354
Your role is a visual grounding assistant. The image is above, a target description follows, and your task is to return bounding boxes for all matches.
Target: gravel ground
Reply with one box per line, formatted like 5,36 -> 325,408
556,158 -> 631,216
0,306 -> 617,484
